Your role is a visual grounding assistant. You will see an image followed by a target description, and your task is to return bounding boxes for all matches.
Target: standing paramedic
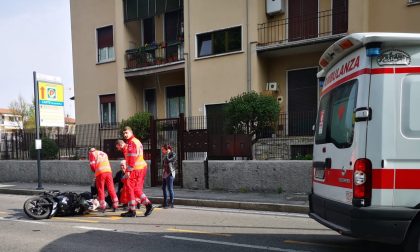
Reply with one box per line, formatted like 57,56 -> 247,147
88,148 -> 119,212
120,126 -> 154,217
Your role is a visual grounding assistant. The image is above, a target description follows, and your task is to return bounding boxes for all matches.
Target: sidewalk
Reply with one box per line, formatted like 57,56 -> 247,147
0,182 -> 309,214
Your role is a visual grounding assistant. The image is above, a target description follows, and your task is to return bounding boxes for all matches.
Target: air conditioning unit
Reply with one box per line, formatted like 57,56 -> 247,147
266,0 -> 285,16
266,82 -> 278,91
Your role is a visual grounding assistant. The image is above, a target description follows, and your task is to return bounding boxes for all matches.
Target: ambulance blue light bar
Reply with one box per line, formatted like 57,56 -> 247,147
366,47 -> 381,57
366,42 -> 382,57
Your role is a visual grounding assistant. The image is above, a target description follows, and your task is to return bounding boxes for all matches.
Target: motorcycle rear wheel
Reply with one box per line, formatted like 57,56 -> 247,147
23,197 -> 52,220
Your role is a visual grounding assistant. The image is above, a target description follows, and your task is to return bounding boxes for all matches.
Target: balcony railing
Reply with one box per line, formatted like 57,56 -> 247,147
125,40 -> 184,70
257,9 -> 348,46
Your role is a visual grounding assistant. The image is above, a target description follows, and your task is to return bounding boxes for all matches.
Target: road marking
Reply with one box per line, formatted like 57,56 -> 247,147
52,217 -> 99,223
177,206 -> 308,218
163,235 -> 311,252
167,228 -> 231,237
86,215 -> 123,220
0,184 -> 15,188
0,217 -> 46,225
284,240 -> 347,249
74,226 -> 115,231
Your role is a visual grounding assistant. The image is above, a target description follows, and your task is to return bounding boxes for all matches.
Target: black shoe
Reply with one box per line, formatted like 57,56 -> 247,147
163,205 -> 168,209
99,208 -> 106,213
144,204 -> 154,216
170,204 -> 174,209
112,207 -> 117,212
120,210 -> 136,217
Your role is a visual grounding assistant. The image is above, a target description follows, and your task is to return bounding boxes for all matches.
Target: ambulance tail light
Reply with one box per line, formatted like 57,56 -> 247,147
352,158 -> 372,207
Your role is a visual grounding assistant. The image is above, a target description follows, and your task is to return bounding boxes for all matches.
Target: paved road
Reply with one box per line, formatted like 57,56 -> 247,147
0,194 -> 401,252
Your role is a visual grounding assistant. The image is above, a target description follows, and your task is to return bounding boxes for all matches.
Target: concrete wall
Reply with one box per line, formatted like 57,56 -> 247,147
182,160 -> 312,193
0,160 -> 310,193
0,160 -> 151,187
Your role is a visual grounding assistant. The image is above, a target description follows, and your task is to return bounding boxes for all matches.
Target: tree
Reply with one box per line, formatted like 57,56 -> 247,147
225,91 -> 280,142
120,112 -> 152,140
9,95 -> 30,130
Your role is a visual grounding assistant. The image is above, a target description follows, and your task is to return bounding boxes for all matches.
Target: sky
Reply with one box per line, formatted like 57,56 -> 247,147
0,0 -> 75,117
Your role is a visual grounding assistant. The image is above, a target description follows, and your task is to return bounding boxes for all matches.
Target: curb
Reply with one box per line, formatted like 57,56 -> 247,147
149,196 -> 309,214
0,188 -> 309,214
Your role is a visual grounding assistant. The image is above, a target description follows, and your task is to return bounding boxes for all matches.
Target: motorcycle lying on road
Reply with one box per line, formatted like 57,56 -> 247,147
23,190 -> 96,220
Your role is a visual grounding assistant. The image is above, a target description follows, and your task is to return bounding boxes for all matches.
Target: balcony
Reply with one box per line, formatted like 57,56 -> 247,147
257,9 -> 348,52
124,40 -> 185,77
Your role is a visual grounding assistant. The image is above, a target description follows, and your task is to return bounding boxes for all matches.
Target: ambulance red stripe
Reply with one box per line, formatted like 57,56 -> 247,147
314,168 -> 420,189
321,67 -> 420,96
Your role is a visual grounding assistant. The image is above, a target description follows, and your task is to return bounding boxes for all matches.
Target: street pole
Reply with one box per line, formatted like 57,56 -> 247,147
33,71 -> 43,190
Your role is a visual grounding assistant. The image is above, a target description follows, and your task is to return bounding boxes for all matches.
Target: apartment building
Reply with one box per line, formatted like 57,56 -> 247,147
0,108 -> 22,134
70,0 -> 420,127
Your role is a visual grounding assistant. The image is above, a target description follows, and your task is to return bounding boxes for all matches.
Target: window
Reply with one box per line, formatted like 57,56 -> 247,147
165,10 -> 183,59
97,26 -> 115,63
143,17 -> 155,45
145,89 -> 157,117
166,86 -> 184,118
315,80 -> 358,148
401,75 -> 420,138
100,94 -> 116,126
197,26 -> 242,58
143,17 -> 155,59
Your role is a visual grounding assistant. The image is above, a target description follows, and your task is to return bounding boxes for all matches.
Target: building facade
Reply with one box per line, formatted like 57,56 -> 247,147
0,108 -> 22,134
70,0 -> 420,125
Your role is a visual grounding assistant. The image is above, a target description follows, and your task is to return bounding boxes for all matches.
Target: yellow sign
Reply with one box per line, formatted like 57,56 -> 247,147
38,81 -> 65,127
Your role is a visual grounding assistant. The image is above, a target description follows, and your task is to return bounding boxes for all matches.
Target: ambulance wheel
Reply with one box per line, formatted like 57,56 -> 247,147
404,221 -> 420,252
23,197 -> 52,220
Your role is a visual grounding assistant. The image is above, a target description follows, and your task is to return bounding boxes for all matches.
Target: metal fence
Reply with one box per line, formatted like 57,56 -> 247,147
0,111 -> 315,161
257,9 -> 348,46
183,111 -> 315,160
0,130 -> 76,160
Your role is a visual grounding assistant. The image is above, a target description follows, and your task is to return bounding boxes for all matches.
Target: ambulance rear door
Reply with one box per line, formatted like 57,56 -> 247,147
313,48 -> 371,205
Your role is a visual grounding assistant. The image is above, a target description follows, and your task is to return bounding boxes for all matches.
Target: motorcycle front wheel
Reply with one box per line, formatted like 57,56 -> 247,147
23,197 -> 52,220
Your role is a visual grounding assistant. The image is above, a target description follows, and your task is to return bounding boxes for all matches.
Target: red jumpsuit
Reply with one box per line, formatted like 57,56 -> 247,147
125,136 -> 151,211
89,150 -> 119,210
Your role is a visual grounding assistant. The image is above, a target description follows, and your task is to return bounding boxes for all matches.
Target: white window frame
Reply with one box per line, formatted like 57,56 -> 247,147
96,25 -> 115,64
98,93 -> 117,125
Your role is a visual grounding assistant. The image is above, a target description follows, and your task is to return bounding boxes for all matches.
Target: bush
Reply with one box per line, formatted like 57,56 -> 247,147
30,138 -> 59,160
294,153 -> 313,160
225,91 -> 279,141
120,112 -> 152,140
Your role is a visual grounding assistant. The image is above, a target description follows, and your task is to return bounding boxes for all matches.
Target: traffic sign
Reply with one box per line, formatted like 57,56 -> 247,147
37,79 -> 65,127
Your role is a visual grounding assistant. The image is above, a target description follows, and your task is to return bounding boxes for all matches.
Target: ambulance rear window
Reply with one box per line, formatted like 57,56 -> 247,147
315,80 -> 358,148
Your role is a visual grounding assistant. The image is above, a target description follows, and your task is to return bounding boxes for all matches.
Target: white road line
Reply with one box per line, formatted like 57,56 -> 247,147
74,226 -> 115,231
0,217 -> 46,225
176,206 -> 309,218
163,235 -> 312,252
0,184 -> 15,188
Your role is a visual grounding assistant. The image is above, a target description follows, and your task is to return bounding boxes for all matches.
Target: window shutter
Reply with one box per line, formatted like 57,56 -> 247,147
138,0 -> 149,19
166,0 -> 181,12
125,0 -> 138,21
156,0 -> 165,15
97,26 -> 113,49
99,94 -> 115,104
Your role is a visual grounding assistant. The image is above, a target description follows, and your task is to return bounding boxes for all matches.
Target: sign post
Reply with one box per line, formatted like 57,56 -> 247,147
33,72 -> 64,190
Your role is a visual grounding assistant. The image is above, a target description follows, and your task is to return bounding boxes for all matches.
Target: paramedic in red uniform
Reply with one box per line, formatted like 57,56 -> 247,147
88,148 -> 119,212
120,126 -> 154,217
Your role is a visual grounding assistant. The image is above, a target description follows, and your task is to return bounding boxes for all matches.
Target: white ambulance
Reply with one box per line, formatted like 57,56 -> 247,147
310,33 -> 420,251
